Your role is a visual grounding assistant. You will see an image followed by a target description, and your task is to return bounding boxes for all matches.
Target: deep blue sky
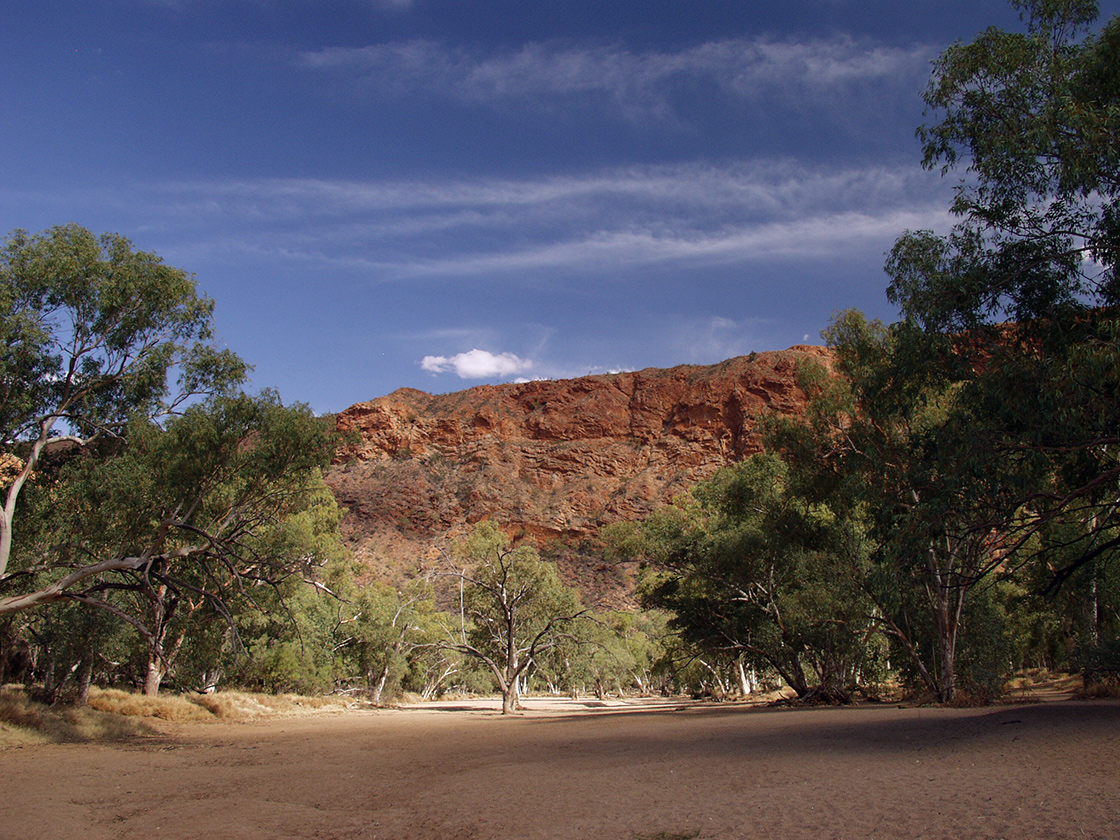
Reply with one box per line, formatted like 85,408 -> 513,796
3,1 -> 1116,412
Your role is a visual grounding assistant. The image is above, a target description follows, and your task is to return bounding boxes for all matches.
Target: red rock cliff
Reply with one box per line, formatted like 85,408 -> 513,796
325,346 -> 832,594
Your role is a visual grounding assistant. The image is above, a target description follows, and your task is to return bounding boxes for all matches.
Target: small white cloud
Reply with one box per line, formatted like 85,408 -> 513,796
421,348 -> 533,379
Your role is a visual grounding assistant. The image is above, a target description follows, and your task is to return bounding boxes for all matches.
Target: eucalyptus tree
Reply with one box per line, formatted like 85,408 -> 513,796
804,311 -> 1022,702
0,225 -> 347,696
440,522 -> 588,714
27,393 -> 342,694
618,451 -> 879,703
885,0 -> 1120,592
334,579 -> 451,705
0,224 -> 247,612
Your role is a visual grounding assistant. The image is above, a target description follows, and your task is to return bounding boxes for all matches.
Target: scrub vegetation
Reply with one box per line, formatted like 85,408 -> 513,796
2,0 -> 1119,717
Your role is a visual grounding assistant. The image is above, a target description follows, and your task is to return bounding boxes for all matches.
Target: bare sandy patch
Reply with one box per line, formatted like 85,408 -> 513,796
2,694 -> 1118,840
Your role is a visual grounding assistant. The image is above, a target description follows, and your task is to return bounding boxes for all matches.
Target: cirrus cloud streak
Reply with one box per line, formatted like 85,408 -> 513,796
299,35 -> 936,117
113,159 -> 952,281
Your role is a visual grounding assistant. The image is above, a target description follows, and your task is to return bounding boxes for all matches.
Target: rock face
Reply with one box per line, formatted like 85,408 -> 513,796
326,346 -> 831,597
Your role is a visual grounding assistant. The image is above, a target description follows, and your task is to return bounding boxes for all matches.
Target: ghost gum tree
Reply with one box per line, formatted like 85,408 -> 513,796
440,522 -> 588,714
885,0 -> 1120,590
0,225 -> 342,695
0,224 -> 246,600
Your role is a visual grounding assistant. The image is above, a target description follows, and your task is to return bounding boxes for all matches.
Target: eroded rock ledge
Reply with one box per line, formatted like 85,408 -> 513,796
326,346 -> 831,597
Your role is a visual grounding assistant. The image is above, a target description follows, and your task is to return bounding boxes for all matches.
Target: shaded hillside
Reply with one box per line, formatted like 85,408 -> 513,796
325,346 -> 832,605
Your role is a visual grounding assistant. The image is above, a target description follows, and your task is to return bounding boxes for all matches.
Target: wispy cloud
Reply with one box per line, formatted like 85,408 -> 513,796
123,159 -> 950,279
366,206 -> 949,279
4,159 -> 952,305
298,35 -> 935,117
660,315 -> 774,364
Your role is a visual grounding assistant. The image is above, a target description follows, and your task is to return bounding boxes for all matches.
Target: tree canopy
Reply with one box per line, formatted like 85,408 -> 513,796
613,0 -> 1120,703
440,522 -> 588,713
1,224 -> 247,586
874,0 -> 1118,586
617,452 -> 877,702
0,226 -> 346,696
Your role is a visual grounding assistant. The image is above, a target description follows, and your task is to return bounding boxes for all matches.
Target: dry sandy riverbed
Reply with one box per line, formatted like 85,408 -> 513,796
2,695 -> 1118,840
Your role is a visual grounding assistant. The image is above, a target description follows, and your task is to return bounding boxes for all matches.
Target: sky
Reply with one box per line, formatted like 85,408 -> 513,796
3,0 -> 1117,413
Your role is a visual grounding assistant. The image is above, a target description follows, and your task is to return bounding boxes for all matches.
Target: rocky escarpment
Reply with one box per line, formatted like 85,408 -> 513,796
325,346 -> 832,601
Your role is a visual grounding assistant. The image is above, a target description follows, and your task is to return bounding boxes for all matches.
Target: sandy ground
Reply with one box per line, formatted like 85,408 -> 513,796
2,695 -> 1119,840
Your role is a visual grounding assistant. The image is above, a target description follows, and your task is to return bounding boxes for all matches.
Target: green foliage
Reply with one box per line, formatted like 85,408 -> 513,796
0,224 -> 251,601
529,609 -> 663,699
818,309 -> 1026,701
235,573 -> 345,695
902,0 -> 1117,328
885,0 -> 1120,591
331,577 -> 456,704
0,224 -> 245,448
871,0 -> 1120,694
0,224 -> 363,698
956,585 -> 1017,700
618,452 -> 881,702
443,521 -> 588,712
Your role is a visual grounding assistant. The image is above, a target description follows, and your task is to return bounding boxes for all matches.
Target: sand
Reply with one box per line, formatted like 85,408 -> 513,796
2,695 -> 1118,840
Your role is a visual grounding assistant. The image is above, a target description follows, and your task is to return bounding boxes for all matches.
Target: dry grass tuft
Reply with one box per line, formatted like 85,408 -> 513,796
1074,676 -> 1120,699
1005,670 -> 1081,701
190,690 -> 362,720
84,686 -> 363,723
947,690 -> 997,708
0,685 -> 368,747
0,686 -> 159,745
86,687 -> 215,722
0,687 -> 48,734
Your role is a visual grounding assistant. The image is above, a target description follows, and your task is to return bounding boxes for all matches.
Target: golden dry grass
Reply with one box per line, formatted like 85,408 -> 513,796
86,687 -> 216,722
189,689 -> 363,719
0,686 -> 158,745
1075,675 -> 1120,699
0,685 -> 370,746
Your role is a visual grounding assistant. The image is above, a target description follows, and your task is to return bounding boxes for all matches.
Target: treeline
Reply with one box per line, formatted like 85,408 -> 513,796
3,0 -> 1119,709
3,514 -> 671,708
607,311 -> 1120,703
611,0 -> 1120,703
0,224 -> 684,710
0,224 -> 664,708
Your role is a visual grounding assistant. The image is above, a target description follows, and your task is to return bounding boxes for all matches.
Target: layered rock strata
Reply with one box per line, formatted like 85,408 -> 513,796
326,346 -> 831,599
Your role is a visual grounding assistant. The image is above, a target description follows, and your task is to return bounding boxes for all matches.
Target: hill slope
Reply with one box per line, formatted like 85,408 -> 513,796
325,345 -> 831,603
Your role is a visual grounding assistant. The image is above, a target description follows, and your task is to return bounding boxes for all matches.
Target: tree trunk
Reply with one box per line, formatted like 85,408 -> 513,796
1081,569 -> 1101,687
771,655 -> 810,699
937,618 -> 956,703
41,646 -> 58,704
501,680 -> 519,714
736,655 -> 754,697
924,539 -> 970,704
370,662 -> 391,706
932,577 -> 966,704
144,654 -> 165,697
75,646 -> 94,707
